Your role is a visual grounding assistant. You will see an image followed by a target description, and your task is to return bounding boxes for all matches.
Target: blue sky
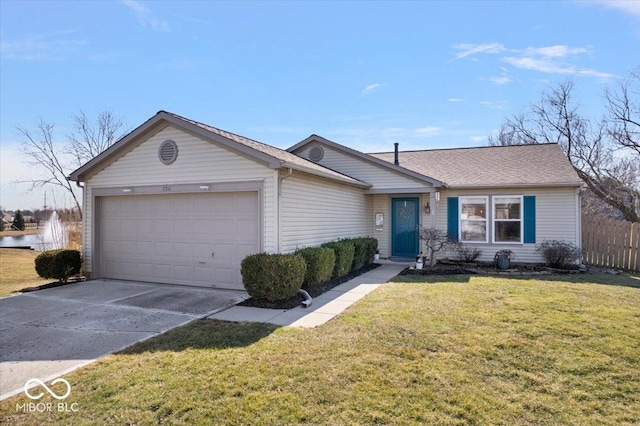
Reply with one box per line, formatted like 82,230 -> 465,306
1,0 -> 638,210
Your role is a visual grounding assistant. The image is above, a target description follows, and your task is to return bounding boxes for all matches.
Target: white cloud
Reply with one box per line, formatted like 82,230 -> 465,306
452,43 -> 506,60
502,56 -> 575,74
361,83 -> 383,95
595,0 -> 640,18
0,31 -> 88,60
448,98 -> 464,102
452,42 -> 613,81
523,45 -> 591,58
121,0 -> 170,31
470,136 -> 487,143
577,68 -> 617,79
489,76 -> 513,85
414,127 -> 441,136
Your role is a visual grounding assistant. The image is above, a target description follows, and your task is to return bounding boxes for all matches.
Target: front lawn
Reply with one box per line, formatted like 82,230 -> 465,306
2,273 -> 639,425
0,249 -> 51,297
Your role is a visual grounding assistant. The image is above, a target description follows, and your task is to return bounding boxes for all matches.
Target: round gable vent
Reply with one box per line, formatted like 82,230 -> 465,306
158,140 -> 178,165
308,145 -> 324,162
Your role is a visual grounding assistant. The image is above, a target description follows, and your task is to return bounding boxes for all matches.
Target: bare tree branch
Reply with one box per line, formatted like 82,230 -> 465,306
17,109 -> 126,219
17,118 -> 83,215
488,77 -> 640,222
66,109 -> 125,166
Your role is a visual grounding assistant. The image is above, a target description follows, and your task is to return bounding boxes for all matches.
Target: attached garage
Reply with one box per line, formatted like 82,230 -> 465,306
98,192 -> 260,290
70,111 -> 369,290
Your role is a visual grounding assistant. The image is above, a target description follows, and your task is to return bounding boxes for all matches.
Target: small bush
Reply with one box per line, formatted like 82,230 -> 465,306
296,247 -> 336,290
363,237 -> 379,265
35,249 -> 82,283
455,243 -> 482,263
241,253 -> 306,301
322,240 -> 355,279
535,240 -> 582,268
350,238 -> 369,272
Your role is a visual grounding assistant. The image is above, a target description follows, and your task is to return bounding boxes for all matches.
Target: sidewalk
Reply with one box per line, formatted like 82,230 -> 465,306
209,263 -> 407,328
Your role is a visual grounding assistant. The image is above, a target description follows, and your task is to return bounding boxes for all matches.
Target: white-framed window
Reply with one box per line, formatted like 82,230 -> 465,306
459,196 -> 488,243
492,195 -> 523,243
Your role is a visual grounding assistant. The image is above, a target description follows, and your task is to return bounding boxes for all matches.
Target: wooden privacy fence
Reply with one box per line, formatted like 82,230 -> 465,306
582,216 -> 640,271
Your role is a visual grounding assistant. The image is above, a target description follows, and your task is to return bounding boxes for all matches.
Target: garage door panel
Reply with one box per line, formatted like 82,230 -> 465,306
100,192 -> 259,290
214,268 -> 235,286
193,266 -> 212,282
174,242 -> 193,258
193,196 -> 213,212
237,219 -> 259,240
236,193 -> 259,212
154,242 -> 172,257
174,219 -> 192,235
236,243 -> 260,260
193,243 -> 211,258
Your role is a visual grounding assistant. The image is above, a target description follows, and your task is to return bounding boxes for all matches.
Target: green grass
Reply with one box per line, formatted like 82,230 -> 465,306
2,273 -> 639,425
0,249 -> 51,297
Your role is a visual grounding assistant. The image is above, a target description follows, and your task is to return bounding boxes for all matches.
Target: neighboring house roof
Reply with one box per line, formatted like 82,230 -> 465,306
69,111 -> 370,188
369,143 -> 583,188
288,135 -> 445,188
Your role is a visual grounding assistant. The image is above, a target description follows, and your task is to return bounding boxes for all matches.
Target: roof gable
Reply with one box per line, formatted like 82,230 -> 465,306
288,135 -> 444,188
69,111 -> 369,188
369,144 -> 582,188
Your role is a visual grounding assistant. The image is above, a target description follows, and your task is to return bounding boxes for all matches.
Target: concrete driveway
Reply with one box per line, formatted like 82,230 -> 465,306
0,280 -> 247,400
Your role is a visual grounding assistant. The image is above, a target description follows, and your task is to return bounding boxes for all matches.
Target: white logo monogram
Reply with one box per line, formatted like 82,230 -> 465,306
24,378 -> 71,400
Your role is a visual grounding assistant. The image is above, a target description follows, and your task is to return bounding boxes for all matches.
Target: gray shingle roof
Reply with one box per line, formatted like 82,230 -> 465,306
163,112 -> 370,187
369,144 -> 582,188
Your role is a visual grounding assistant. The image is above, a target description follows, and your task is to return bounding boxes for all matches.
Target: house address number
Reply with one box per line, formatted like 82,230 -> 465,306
162,186 -> 172,192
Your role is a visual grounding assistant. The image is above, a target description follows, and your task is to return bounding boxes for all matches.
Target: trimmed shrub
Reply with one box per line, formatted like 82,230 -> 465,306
362,237 -> 379,266
455,243 -> 482,263
241,253 -> 306,301
35,249 -> 82,283
296,247 -> 335,289
322,240 -> 355,279
535,240 -> 582,268
350,238 -> 369,272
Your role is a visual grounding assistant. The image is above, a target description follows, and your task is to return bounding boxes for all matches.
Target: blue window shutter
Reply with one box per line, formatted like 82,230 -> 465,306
447,197 -> 459,241
523,196 -> 536,243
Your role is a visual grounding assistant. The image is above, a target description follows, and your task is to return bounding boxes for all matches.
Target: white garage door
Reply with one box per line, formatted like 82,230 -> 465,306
100,192 -> 260,290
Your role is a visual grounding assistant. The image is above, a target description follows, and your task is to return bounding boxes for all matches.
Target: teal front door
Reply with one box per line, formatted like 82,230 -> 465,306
392,197 -> 419,258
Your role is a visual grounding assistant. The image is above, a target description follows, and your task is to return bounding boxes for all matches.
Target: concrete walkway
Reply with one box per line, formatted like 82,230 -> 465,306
210,263 -> 407,327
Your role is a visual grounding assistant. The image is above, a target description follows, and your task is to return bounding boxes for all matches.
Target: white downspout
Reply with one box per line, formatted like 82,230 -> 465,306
277,168 -> 293,253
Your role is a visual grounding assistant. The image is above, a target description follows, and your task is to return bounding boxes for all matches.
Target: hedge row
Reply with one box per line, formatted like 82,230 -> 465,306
35,249 -> 82,283
240,237 -> 379,301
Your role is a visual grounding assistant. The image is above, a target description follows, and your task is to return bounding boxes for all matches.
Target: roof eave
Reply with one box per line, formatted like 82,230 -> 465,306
283,161 -> 372,188
289,135 -> 445,188
69,111 -> 285,183
446,181 -> 584,190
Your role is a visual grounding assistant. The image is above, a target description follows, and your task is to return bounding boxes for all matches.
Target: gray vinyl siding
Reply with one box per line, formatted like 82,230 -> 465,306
297,145 -> 431,190
433,187 -> 580,263
83,126 -> 278,274
279,171 -> 371,253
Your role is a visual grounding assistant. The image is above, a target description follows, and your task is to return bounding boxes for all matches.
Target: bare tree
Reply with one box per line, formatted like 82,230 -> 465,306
489,78 -> 640,223
605,73 -> 640,156
419,227 -> 458,267
67,109 -> 124,166
17,109 -> 125,218
18,118 -> 83,214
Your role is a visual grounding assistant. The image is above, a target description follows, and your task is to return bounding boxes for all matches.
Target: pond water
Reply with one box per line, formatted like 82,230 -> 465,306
0,235 -> 49,251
